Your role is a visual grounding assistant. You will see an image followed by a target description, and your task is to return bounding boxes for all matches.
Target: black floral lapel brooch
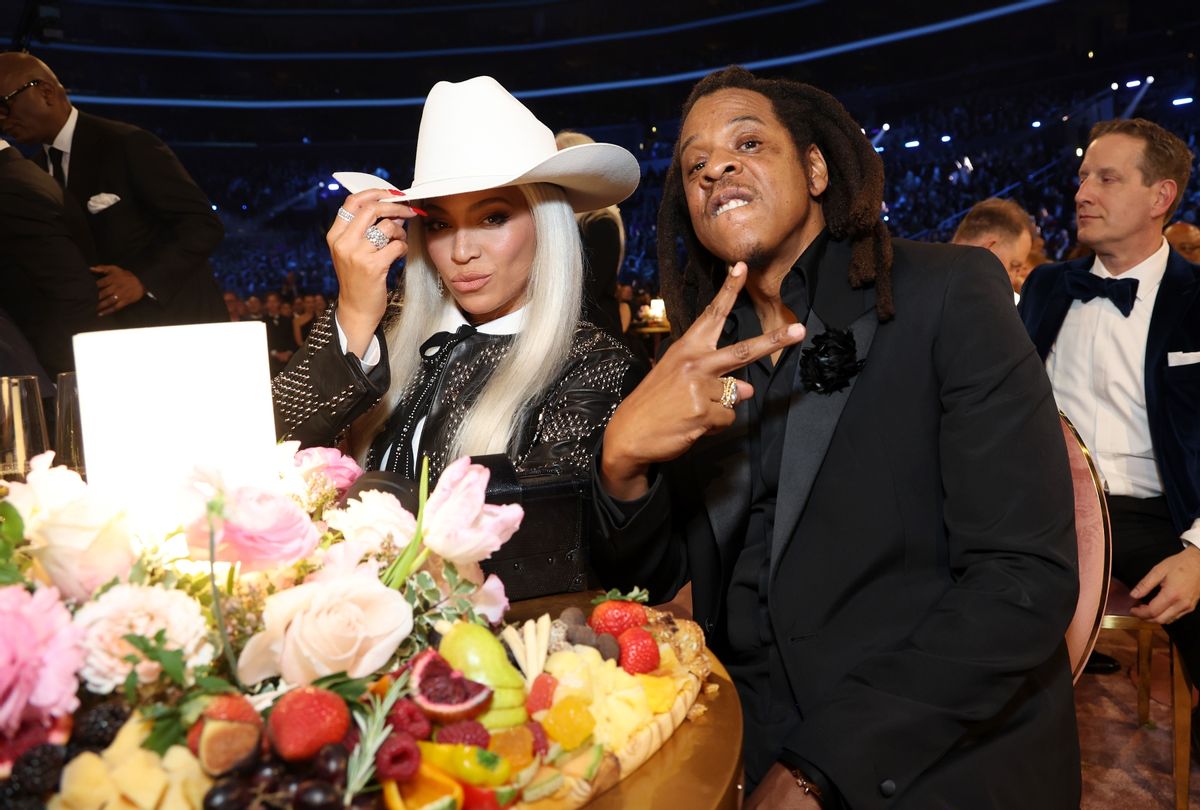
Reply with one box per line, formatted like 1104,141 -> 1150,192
799,327 -> 865,394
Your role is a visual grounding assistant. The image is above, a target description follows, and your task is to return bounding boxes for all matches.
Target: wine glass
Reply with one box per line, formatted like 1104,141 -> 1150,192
0,375 -> 50,482
54,371 -> 86,478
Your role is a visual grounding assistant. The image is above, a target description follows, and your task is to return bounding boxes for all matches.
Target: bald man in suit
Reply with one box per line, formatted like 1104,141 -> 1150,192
0,52 -> 227,329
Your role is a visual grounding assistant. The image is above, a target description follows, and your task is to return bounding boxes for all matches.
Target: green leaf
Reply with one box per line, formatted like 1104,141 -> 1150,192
141,713 -> 185,755
311,672 -> 373,704
0,501 -> 25,549
591,586 -> 649,606
124,670 -> 139,704
128,555 -> 150,586
0,565 -> 26,586
196,676 -> 238,694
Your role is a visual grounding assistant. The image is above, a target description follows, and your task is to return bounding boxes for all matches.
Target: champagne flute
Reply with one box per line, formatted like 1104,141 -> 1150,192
0,375 -> 50,482
55,371 -> 86,478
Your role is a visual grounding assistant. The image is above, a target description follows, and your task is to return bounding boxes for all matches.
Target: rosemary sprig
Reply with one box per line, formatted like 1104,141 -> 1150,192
343,670 -> 410,806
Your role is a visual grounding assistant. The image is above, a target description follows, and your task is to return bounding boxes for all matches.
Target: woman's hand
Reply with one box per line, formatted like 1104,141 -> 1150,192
599,262 -> 805,500
326,190 -> 420,357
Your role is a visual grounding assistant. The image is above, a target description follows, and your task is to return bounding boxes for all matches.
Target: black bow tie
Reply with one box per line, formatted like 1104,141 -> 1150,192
419,323 -> 477,359
1063,268 -> 1140,317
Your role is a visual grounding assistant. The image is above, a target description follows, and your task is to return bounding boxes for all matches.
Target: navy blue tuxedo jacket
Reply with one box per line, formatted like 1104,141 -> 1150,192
1018,250 -> 1200,537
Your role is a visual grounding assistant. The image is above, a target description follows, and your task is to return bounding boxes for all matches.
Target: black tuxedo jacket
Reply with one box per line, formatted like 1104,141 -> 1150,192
40,111 -> 227,327
0,147 -> 101,374
1019,249 -> 1200,537
592,239 -> 1080,809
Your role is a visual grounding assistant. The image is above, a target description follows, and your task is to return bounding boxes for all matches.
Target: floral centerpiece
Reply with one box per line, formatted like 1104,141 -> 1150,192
0,445 -> 522,809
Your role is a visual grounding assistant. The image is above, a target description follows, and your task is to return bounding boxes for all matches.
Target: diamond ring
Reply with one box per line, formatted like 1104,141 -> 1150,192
719,376 -> 738,409
364,225 -> 390,249
336,207 -> 354,223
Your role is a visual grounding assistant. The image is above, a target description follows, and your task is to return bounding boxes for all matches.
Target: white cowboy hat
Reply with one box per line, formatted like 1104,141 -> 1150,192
393,76 -> 640,212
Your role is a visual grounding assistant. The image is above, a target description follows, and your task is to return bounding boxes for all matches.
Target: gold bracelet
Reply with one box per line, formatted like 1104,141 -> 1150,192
787,767 -> 825,803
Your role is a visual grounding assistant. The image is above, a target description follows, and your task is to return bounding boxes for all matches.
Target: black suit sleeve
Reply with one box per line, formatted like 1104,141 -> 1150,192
118,127 -> 224,303
0,170 -> 101,374
781,253 -> 1078,808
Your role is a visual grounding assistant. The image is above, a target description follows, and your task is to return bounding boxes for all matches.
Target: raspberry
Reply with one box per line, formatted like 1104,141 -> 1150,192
387,698 -> 432,741
375,731 -> 420,782
70,703 -> 130,751
435,720 -> 490,748
525,720 -> 549,757
10,744 -> 66,797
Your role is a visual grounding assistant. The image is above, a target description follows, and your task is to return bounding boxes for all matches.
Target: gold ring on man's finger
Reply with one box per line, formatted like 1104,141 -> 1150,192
719,376 -> 738,409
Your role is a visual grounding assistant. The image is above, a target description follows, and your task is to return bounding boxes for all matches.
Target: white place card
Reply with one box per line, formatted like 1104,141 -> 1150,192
72,322 -> 278,529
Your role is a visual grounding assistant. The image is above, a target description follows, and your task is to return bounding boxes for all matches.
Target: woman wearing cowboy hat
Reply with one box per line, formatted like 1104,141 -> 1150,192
272,76 -> 640,485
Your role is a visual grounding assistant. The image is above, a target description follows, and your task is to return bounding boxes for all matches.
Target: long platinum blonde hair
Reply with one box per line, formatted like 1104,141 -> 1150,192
352,182 -> 582,464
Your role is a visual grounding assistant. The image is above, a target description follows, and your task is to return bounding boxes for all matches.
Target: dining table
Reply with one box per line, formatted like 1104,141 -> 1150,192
508,590 -> 743,810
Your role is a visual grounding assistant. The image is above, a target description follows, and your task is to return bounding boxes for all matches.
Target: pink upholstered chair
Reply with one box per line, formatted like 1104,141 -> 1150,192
1060,413 -> 1111,682
1062,412 -> 1192,809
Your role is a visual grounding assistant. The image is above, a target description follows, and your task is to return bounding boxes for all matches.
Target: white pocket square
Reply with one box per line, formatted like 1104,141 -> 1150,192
87,193 -> 121,214
1168,351 -> 1200,367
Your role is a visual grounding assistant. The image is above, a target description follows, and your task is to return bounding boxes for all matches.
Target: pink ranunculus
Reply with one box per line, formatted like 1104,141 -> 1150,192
187,486 -> 319,572
0,586 -> 84,738
420,457 -> 523,568
294,446 -> 363,495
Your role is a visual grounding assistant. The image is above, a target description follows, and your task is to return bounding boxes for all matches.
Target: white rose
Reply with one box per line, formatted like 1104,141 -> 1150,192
73,584 -> 216,694
4,453 -> 135,601
237,573 -> 412,686
323,490 -> 416,553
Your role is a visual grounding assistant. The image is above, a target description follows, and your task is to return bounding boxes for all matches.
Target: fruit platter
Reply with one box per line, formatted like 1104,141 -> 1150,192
0,448 -> 728,810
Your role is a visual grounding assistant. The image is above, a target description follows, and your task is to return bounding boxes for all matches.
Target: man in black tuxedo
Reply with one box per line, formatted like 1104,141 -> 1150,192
0,138 -> 100,375
1019,119 -> 1200,693
591,67 -> 1080,809
0,52 -> 227,328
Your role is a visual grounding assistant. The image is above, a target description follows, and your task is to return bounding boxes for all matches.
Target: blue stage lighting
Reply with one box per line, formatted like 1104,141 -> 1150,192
1173,97 -> 1194,106
940,135 -> 951,143
1031,121 -> 1041,128
328,183 -> 341,191
1125,80 -> 1141,88
904,140 -> 919,148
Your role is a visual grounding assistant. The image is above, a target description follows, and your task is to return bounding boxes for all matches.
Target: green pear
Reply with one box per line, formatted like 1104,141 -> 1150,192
490,686 -> 526,710
479,704 -> 529,730
439,622 -> 526,690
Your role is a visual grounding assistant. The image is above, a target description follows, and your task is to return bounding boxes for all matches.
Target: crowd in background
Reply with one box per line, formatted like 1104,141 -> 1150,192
193,86 -> 1200,314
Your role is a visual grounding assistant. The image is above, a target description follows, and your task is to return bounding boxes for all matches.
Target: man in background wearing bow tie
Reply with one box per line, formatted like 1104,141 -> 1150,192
1019,118 -> 1200,692
0,51 -> 227,328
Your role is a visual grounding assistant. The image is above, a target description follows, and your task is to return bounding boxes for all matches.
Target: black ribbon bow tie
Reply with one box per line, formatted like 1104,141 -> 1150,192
419,323 -> 477,359
1063,268 -> 1139,317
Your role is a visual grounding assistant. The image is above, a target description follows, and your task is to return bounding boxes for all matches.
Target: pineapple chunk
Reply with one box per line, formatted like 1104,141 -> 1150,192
58,751 -> 118,810
109,749 -> 168,810
102,714 -> 152,766
162,746 -> 211,810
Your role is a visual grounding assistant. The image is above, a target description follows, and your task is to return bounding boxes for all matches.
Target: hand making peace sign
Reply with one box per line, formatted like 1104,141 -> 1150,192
600,262 -> 806,500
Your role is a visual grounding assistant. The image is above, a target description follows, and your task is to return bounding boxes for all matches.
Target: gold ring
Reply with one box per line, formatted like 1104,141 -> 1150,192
719,376 -> 738,409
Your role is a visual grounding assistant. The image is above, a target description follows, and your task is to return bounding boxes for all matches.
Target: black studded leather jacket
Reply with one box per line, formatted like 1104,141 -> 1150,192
272,302 -> 637,480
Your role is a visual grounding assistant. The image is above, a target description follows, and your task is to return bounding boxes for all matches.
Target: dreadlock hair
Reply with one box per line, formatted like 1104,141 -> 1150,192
658,66 -> 893,333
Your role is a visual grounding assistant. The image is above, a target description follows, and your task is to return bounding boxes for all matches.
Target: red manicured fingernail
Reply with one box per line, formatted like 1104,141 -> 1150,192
409,206 -> 428,217
388,189 -> 405,196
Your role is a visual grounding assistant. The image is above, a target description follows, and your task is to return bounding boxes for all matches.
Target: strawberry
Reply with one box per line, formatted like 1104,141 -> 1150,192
525,673 -> 558,715
186,694 -> 262,755
268,687 -> 351,762
617,627 -> 660,675
588,587 -> 649,638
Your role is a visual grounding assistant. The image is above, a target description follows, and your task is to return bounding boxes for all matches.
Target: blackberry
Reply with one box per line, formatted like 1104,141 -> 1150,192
9,743 -> 66,797
70,702 -> 130,750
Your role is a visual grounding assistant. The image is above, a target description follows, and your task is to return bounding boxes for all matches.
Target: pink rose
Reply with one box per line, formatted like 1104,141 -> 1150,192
187,486 -> 319,572
0,586 -> 84,738
421,457 -> 523,567
295,447 -> 363,495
